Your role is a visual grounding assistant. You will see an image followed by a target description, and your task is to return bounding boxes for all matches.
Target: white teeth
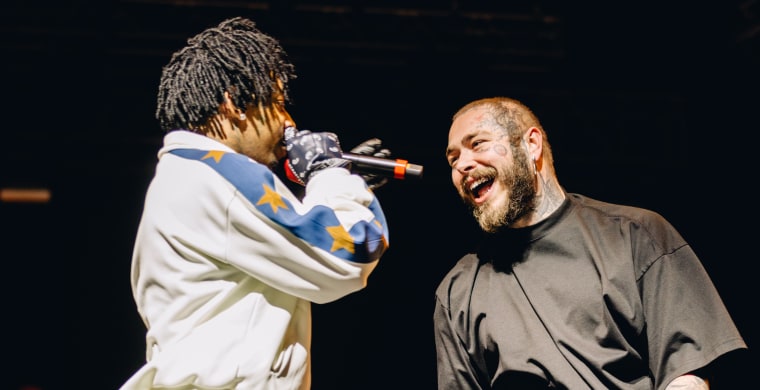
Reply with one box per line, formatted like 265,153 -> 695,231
469,178 -> 489,192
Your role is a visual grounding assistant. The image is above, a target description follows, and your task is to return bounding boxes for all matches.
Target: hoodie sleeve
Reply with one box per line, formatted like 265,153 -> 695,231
169,148 -> 389,303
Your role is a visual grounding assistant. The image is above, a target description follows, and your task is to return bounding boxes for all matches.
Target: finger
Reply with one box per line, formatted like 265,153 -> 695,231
350,138 -> 382,153
351,146 -> 375,155
373,148 -> 392,158
359,138 -> 382,147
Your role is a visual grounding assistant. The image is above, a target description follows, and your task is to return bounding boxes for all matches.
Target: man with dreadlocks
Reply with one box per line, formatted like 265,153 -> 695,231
121,17 -> 391,389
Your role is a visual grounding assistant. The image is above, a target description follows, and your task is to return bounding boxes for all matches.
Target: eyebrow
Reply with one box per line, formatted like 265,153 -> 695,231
446,132 -> 477,156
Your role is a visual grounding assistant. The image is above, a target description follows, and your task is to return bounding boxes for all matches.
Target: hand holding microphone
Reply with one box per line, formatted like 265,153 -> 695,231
283,126 -> 424,187
283,128 -> 351,186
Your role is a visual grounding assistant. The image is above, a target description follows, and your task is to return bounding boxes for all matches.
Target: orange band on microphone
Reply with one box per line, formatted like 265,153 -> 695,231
394,159 -> 408,180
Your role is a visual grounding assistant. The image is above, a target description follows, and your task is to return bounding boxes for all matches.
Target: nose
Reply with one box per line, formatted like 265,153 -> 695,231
453,151 -> 476,174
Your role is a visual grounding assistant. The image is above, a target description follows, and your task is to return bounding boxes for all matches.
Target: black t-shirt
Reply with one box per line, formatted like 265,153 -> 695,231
434,193 -> 747,389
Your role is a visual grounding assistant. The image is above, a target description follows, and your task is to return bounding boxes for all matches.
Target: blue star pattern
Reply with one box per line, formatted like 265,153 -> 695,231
170,149 -> 389,264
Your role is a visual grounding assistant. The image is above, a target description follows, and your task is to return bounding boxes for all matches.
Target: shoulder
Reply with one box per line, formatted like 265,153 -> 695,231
568,193 -> 675,232
567,193 -> 687,260
435,254 -> 480,310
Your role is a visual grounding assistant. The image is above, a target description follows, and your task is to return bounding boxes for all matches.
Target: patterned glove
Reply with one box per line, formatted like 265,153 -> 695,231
284,129 -> 351,186
349,138 -> 391,190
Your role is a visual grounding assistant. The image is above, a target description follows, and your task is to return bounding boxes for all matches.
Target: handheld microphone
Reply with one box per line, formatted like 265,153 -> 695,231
284,127 -> 424,181
341,152 -> 423,180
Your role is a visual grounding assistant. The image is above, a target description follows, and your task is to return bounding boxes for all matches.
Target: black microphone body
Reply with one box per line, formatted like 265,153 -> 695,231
342,153 -> 423,180
283,126 -> 423,180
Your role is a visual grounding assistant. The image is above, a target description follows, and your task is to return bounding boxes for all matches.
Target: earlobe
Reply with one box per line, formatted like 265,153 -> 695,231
521,138 -> 535,162
220,91 -> 247,123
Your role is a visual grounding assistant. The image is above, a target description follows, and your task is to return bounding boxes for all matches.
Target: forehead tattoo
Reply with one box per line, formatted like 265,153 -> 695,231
475,110 -> 512,143
470,114 -> 510,156
492,105 -> 526,137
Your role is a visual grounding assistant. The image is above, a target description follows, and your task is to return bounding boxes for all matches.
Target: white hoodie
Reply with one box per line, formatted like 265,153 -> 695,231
121,130 -> 388,390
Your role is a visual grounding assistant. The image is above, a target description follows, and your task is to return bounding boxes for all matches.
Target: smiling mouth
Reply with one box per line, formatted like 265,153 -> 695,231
469,177 -> 494,204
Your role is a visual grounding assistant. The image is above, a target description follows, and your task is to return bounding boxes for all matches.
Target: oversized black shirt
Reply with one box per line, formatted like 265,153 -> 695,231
433,194 -> 746,389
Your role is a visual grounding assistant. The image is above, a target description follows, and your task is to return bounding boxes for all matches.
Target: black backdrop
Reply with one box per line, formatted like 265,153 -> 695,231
2,1 -> 757,388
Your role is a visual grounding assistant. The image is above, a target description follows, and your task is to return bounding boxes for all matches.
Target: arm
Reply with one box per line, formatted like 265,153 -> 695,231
433,293 -> 484,390
635,213 -> 747,389
227,131 -> 388,303
168,145 -> 388,304
228,167 -> 387,303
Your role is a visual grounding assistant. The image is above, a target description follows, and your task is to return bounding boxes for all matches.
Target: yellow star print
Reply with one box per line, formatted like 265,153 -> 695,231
201,150 -> 226,163
256,184 -> 289,213
326,225 -> 355,254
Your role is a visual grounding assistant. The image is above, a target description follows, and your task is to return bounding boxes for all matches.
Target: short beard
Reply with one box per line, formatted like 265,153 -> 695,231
468,152 -> 536,233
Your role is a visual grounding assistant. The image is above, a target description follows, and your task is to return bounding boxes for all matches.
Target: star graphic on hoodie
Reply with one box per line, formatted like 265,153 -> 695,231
256,184 -> 289,213
326,225 -> 354,254
201,150 -> 226,163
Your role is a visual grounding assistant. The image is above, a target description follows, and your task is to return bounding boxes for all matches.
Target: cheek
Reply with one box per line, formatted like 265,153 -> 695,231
451,171 -> 464,190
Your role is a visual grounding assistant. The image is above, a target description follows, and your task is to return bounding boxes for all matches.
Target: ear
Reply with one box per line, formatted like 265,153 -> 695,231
220,91 -> 245,121
524,127 -> 543,162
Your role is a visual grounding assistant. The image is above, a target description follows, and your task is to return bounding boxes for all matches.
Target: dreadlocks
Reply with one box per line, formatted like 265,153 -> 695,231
155,17 -> 297,133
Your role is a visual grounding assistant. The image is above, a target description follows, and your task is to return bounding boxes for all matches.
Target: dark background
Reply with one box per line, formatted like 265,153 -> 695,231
2,0 -> 758,389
